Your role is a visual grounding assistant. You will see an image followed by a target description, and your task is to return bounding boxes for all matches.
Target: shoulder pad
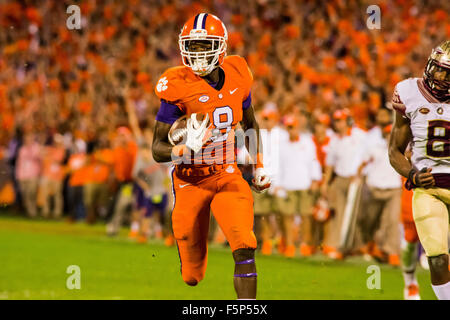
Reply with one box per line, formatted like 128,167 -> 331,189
154,67 -> 190,103
224,55 -> 253,87
392,79 -> 414,116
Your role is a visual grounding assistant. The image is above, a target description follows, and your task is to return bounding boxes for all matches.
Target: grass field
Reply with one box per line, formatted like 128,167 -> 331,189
0,214 -> 436,300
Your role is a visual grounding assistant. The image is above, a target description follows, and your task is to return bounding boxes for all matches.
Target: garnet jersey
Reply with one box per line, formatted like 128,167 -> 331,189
393,78 -> 450,175
155,55 -> 253,165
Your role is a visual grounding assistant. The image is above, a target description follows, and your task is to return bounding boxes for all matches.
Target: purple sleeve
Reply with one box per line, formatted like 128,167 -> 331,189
242,91 -> 252,110
155,100 -> 185,125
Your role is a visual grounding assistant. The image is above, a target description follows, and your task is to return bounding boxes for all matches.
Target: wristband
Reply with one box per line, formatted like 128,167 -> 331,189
408,169 -> 417,186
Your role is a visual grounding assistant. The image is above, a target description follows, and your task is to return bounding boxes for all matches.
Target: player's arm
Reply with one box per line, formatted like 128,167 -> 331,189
240,105 -> 262,164
388,110 -> 435,188
388,110 -> 412,177
152,120 -> 187,163
240,104 -> 271,192
152,98 -> 188,163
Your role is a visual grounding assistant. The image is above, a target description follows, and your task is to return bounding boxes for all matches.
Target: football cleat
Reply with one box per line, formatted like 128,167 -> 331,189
404,283 -> 421,300
179,13 -> 228,76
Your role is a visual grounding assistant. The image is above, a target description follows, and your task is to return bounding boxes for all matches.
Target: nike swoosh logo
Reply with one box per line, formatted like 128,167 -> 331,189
229,88 -> 238,94
179,183 -> 190,188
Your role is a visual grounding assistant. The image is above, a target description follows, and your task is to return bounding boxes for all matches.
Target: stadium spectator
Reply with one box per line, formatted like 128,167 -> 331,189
311,113 -> 333,251
40,133 -> 66,219
252,104 -> 285,255
106,127 -> 138,236
66,139 -> 88,222
320,109 -> 366,259
83,132 -> 114,224
357,123 -> 402,266
276,113 -> 322,257
0,141 -> 15,207
15,133 -> 41,218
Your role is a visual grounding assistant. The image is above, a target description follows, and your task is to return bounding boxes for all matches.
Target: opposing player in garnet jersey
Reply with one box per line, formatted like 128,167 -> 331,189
151,13 -> 270,299
389,40 -> 450,300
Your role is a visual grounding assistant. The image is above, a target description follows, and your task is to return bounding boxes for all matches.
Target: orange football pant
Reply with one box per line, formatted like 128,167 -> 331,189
170,164 -> 257,285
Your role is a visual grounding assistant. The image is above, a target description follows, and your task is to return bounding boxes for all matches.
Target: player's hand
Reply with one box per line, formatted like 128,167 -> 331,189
410,167 -> 435,188
252,167 -> 271,193
185,113 -> 209,153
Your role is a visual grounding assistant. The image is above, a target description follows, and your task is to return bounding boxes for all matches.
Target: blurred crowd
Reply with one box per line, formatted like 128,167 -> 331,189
0,0 -> 448,259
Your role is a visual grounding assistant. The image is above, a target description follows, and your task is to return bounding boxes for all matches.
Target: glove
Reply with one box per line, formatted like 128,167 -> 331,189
409,167 -> 435,188
252,167 -> 271,193
185,113 -> 209,153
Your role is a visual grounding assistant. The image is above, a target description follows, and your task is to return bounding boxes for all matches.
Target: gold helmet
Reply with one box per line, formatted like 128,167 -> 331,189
423,40 -> 450,101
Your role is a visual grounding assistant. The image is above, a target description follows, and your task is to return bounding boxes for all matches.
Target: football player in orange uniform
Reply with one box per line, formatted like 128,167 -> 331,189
152,13 -> 270,299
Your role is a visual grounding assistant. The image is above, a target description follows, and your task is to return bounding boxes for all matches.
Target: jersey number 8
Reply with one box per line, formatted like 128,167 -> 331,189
427,120 -> 450,158
211,106 -> 234,142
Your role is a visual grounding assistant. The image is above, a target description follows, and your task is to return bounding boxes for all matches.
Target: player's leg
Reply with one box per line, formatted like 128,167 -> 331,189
276,190 -> 296,257
323,177 -> 349,258
106,183 -> 133,236
211,169 -> 257,299
153,193 -> 168,240
232,248 -> 257,299
413,188 -> 450,299
298,190 -> 315,256
171,173 -> 214,286
52,180 -> 63,219
253,191 -> 272,255
402,221 -> 420,299
400,184 -> 421,299
374,189 -> 401,266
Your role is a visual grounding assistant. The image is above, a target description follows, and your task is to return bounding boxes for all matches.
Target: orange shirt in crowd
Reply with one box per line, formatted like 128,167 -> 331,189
42,146 -> 66,181
113,141 -> 138,182
68,153 -> 88,187
85,148 -> 115,184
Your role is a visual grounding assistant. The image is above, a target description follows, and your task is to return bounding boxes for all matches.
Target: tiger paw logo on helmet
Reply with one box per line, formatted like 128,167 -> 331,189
156,77 -> 168,92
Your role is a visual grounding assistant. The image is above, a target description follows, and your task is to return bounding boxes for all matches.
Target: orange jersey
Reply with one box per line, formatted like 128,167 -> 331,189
155,55 -> 253,165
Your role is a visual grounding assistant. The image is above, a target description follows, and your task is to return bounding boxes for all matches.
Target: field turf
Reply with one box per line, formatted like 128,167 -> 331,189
0,214 -> 436,300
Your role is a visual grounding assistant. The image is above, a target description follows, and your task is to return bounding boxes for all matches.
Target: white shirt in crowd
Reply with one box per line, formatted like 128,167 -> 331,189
361,135 -> 402,189
325,127 -> 366,178
278,132 -> 322,191
236,125 -> 288,187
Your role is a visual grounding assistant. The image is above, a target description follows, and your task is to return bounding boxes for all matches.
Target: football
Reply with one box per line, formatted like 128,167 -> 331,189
168,113 -> 210,146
